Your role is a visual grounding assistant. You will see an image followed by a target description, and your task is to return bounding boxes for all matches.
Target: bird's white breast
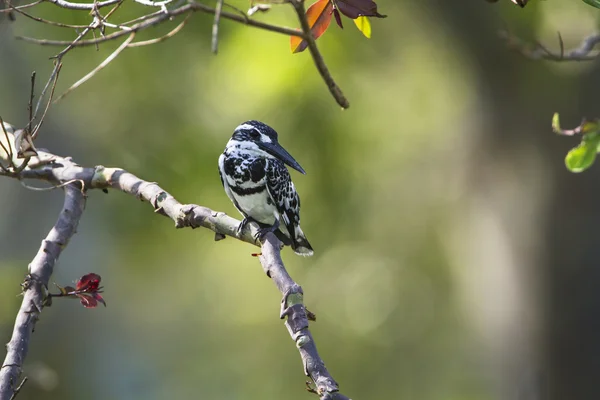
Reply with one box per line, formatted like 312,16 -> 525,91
232,190 -> 278,226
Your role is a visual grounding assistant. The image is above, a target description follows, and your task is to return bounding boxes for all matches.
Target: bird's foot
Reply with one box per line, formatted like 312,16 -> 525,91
253,219 -> 280,242
254,224 -> 279,241
236,216 -> 255,238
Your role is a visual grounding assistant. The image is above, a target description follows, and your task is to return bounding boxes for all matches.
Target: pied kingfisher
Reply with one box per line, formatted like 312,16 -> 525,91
218,120 -> 313,256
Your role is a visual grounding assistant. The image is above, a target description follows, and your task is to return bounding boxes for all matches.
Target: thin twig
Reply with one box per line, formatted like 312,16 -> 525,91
0,118 -> 13,165
55,32 -> 136,102
222,1 -> 248,20
20,178 -> 84,191
52,27 -> 91,59
117,9 -> 163,26
17,2 -> 303,48
100,20 -> 132,30
289,0 -> 349,108
7,3 -> 89,28
127,13 -> 190,47
500,30 -> 600,61
558,32 -> 564,59
103,0 -> 124,19
8,376 -> 27,400
0,0 -> 42,14
26,72 -> 35,135
133,0 -> 171,7
211,0 -> 224,54
46,0 -> 120,11
33,61 -> 62,126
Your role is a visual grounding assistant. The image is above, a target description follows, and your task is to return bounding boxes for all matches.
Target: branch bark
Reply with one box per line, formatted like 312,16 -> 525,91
500,30 -> 600,61
0,149 -> 350,400
290,0 -> 349,109
0,183 -> 86,400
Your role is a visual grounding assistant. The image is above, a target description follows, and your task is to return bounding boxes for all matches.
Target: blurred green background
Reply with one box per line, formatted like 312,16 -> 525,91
1,1 -> 600,399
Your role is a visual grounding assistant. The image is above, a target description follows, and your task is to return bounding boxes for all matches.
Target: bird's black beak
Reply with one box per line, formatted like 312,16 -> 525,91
258,142 -> 306,174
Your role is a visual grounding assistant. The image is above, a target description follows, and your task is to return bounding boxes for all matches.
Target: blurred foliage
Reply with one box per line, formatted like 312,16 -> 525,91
553,113 -> 600,172
582,0 -> 600,10
2,1 -> 600,400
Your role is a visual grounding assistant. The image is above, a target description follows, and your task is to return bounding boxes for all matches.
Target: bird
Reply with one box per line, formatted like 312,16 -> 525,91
218,120 -> 313,256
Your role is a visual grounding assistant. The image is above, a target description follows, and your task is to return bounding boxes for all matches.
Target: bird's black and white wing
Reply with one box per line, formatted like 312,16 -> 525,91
265,159 -> 313,256
218,153 -> 246,217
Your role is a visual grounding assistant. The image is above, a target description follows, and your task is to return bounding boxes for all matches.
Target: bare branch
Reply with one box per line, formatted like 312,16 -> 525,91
0,183 -> 86,400
500,30 -> 600,61
289,0 -> 349,109
16,2 -> 303,48
26,72 -> 35,135
32,61 -> 62,135
7,3 -> 89,28
0,0 -> 42,14
9,376 -> 27,400
486,0 -> 528,7
9,0 -> 351,108
20,177 -> 84,191
46,0 -> 120,11
0,148 -> 351,400
133,0 -> 172,8
211,0 -> 224,54
127,13 -> 190,48
55,32 -> 136,102
117,9 -> 164,26
260,235 -> 350,400
52,27 -> 92,59
6,0 -> 351,108
0,118 -> 14,167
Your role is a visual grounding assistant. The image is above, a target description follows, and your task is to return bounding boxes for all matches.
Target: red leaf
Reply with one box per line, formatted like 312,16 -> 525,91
93,293 -> 106,307
78,294 -> 98,308
333,7 -> 343,29
291,0 -> 334,53
336,0 -> 386,19
76,273 -> 101,292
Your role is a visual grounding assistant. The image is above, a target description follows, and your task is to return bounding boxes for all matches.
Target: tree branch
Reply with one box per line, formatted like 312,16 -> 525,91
289,0 -> 349,109
500,30 -> 600,61
259,236 -> 349,400
16,1 -> 303,49
0,147 -> 350,400
11,0 -> 350,108
0,183 -> 86,400
46,0 -> 121,11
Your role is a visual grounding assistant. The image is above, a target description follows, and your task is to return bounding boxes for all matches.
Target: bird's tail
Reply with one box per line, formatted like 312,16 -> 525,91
291,225 -> 313,257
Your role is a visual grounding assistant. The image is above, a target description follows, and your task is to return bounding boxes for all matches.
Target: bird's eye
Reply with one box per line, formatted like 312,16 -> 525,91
250,130 -> 261,139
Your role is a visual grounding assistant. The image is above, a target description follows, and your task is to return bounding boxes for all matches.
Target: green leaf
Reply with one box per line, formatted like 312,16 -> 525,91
582,0 -> 600,9
353,16 -> 372,38
552,112 -> 561,133
565,141 -> 599,172
581,120 -> 600,134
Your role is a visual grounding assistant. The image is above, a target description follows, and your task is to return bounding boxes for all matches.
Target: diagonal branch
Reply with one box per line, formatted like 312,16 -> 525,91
127,13 -> 190,47
55,32 -> 136,102
260,236 -> 349,399
289,0 -> 349,109
0,148 -> 350,400
0,183 -> 86,400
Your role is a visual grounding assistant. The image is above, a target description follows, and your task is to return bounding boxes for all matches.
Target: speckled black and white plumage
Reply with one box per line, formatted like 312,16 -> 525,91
218,120 -> 313,256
